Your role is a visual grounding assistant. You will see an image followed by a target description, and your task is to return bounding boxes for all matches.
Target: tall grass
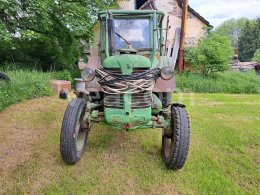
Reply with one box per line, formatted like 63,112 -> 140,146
176,71 -> 260,94
0,70 -> 53,111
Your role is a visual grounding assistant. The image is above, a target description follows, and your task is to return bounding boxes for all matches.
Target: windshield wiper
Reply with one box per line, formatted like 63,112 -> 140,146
115,32 -> 131,46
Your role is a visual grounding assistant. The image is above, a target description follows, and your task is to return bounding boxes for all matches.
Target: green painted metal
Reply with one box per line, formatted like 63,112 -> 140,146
104,107 -> 152,125
152,94 -> 163,115
98,10 -> 165,18
91,110 -> 99,118
151,12 -> 157,64
89,10 -> 173,129
98,10 -> 164,64
103,54 -> 151,74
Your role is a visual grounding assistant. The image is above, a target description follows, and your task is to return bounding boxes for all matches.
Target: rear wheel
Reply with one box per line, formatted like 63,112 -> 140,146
162,105 -> 190,170
60,98 -> 90,164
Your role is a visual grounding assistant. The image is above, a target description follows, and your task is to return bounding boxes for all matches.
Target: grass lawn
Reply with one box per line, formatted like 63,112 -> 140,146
0,93 -> 259,194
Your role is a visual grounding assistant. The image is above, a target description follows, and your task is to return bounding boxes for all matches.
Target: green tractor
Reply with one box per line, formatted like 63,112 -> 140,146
60,10 -> 190,170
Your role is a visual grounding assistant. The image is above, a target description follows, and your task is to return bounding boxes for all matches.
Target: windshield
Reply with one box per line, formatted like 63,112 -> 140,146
114,18 -> 150,50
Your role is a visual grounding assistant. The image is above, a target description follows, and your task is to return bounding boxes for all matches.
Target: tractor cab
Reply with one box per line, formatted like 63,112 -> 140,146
98,10 -> 164,67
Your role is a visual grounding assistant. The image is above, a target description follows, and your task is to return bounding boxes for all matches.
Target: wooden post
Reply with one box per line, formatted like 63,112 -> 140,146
178,0 -> 189,74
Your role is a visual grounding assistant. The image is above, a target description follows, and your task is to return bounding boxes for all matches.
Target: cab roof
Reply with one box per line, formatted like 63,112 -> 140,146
98,10 -> 164,19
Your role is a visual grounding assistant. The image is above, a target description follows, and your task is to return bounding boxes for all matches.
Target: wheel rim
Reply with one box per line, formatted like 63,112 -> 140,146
76,130 -> 86,152
74,108 -> 88,153
163,113 -> 175,158
163,137 -> 173,158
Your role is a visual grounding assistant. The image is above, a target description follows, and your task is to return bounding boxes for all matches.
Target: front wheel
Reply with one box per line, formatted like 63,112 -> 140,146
162,105 -> 190,170
60,98 -> 90,164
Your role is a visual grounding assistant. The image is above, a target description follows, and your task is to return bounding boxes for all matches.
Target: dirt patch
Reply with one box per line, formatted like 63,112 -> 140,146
0,96 -> 67,194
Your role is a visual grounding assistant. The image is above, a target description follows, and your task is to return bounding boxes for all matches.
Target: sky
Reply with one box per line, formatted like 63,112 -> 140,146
189,0 -> 260,27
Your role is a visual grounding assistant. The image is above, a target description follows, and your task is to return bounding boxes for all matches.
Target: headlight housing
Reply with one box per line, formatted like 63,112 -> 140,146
81,68 -> 95,82
160,67 -> 174,80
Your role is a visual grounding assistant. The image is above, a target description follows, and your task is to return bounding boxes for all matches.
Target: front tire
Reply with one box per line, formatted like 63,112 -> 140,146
162,105 -> 190,170
60,98 -> 90,164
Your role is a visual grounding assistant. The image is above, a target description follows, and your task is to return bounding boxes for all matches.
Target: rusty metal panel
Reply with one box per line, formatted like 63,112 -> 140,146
82,57 -> 103,92
153,77 -> 176,92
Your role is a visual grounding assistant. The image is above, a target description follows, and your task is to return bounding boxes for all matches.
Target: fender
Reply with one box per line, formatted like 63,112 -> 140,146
171,103 -> 186,108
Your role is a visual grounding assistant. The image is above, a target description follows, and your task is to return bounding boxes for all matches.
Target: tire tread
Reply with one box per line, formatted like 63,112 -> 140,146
60,98 -> 87,164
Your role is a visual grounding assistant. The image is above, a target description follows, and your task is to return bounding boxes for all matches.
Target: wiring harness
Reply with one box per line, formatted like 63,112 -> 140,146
96,68 -> 160,95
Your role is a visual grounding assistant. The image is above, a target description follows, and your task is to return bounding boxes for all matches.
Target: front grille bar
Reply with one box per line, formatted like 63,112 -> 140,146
104,91 -> 152,109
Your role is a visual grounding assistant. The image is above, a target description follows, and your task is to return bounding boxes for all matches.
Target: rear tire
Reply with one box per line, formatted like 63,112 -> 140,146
60,98 -> 90,164
162,105 -> 190,170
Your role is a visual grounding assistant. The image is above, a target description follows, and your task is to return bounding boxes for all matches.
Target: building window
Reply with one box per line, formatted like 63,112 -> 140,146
136,0 -> 149,9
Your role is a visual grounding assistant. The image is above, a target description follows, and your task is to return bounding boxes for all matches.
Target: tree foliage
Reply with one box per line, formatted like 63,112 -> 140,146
214,18 -> 249,48
185,33 -> 234,76
252,49 -> 260,62
238,18 -> 260,62
0,0 -> 117,70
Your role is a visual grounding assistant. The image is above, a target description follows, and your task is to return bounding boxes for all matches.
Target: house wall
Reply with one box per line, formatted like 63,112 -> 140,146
117,0 -> 136,10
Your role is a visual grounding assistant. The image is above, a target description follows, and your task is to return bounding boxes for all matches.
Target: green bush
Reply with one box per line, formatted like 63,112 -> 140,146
252,49 -> 260,62
0,70 -> 53,111
176,71 -> 260,94
52,70 -> 73,82
51,68 -> 81,86
185,33 -> 234,76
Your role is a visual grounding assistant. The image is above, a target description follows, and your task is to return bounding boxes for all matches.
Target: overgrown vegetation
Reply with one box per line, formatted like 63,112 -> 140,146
0,0 -> 117,71
185,33 -> 234,76
176,71 -> 260,94
0,70 -> 53,111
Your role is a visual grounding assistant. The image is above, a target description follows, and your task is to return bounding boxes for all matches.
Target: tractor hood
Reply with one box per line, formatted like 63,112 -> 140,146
103,54 -> 151,74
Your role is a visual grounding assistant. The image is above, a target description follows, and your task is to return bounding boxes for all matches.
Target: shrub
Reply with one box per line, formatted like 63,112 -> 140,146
51,68 -> 81,86
52,70 -> 73,83
252,49 -> 260,62
185,33 -> 234,76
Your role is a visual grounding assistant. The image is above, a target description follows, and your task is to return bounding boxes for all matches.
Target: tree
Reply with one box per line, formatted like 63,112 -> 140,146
185,33 -> 234,76
238,18 -> 260,62
252,49 -> 260,62
214,18 -> 249,49
0,0 -> 117,70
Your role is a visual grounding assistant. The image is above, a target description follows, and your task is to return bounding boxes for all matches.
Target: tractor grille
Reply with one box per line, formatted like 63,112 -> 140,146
104,94 -> 124,109
104,91 -> 152,109
131,91 -> 152,109
103,68 -> 152,109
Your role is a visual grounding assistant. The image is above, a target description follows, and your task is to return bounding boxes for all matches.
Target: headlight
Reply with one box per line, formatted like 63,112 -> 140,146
81,68 -> 95,82
160,67 -> 174,80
